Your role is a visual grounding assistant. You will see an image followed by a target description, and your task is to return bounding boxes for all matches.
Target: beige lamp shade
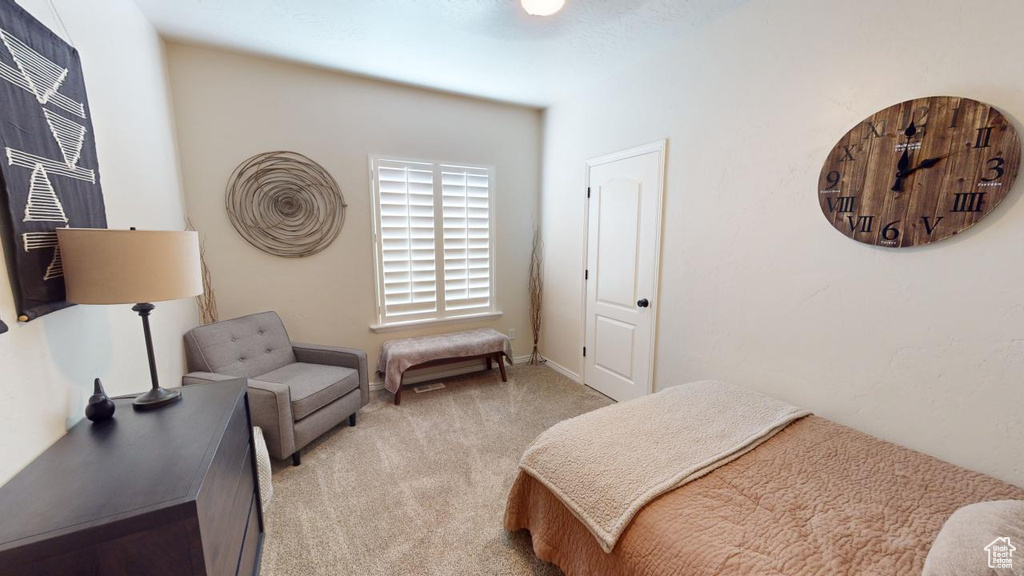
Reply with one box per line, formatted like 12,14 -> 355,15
56,228 -> 203,305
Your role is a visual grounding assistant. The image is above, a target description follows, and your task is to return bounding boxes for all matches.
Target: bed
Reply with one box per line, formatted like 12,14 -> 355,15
505,412 -> 1024,575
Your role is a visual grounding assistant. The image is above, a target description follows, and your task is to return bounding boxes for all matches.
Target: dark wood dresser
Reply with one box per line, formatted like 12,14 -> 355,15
0,379 -> 263,576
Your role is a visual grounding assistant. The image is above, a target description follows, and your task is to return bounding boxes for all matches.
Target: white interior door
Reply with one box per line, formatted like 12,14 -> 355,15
583,141 -> 665,402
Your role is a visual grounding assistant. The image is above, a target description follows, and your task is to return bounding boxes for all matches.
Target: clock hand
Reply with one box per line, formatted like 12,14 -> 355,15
892,149 -> 910,191
897,152 -> 954,178
888,121 -> 921,191
891,121 -> 917,192
896,149 -> 910,173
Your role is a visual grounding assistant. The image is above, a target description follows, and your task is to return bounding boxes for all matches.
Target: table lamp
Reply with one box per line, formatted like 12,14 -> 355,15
57,228 -> 203,410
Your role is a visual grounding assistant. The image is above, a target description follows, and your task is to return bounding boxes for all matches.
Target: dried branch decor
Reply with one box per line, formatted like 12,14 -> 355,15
528,225 -> 544,365
185,219 -> 218,325
225,151 -> 346,258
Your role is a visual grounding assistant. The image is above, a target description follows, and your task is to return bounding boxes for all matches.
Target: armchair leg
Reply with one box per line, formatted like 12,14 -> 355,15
292,451 -> 301,466
349,413 -> 356,427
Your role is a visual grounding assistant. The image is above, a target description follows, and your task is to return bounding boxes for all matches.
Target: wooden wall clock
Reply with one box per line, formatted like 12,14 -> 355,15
818,96 -> 1020,247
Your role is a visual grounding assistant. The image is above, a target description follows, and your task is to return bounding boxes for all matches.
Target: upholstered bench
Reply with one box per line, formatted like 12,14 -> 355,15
377,328 -> 513,405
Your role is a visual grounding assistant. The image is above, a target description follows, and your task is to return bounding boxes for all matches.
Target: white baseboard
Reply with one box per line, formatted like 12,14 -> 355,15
543,358 -> 581,383
369,354 -> 533,391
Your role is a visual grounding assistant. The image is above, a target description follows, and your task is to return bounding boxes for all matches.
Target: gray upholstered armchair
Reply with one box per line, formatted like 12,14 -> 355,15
182,311 -> 368,466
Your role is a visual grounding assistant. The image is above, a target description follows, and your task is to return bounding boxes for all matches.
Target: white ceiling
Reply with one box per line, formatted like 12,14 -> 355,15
132,0 -> 746,107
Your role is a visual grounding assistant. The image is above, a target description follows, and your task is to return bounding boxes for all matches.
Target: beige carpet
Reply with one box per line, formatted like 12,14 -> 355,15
260,363 -> 612,576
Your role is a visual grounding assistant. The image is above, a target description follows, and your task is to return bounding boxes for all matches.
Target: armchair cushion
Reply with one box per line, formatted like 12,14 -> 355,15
185,311 -> 296,378
293,343 -> 370,406
257,362 -> 359,421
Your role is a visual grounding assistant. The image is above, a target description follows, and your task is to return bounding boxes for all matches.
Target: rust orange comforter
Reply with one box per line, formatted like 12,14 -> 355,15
504,416 -> 1024,575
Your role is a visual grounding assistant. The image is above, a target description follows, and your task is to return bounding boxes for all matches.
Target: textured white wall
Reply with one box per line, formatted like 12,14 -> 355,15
165,44 -> 541,376
541,0 -> 1024,485
0,0 -> 195,484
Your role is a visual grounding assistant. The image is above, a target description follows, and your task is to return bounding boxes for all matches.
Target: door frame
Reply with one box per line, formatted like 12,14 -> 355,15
579,139 -> 667,397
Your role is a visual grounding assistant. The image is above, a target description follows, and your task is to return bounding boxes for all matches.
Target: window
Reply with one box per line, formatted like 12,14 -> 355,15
370,157 -> 496,328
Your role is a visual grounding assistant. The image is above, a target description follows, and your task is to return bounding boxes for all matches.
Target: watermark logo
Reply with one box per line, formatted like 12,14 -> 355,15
985,537 -> 1016,569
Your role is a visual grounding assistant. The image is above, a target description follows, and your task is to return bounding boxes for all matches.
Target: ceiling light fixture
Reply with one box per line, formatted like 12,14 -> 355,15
521,0 -> 565,16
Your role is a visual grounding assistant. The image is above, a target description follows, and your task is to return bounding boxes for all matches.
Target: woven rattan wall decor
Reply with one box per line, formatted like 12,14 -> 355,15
225,151 -> 347,257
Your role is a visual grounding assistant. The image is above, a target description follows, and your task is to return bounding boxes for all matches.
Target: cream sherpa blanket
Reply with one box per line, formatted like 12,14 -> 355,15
517,380 -> 811,553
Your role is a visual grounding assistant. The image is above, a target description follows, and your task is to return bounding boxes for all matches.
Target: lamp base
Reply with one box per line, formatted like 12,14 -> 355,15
132,386 -> 182,410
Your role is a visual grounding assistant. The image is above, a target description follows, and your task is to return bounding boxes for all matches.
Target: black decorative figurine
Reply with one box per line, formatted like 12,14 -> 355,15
85,378 -> 115,422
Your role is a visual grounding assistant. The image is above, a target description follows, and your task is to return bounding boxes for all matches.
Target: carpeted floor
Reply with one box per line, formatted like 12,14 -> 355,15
260,363 -> 612,576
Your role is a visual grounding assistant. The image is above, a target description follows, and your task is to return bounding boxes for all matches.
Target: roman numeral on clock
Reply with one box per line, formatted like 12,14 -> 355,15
951,192 -> 985,212
846,215 -> 874,233
838,146 -> 856,162
950,106 -> 962,128
826,196 -> 856,213
974,126 -> 994,149
864,121 -> 886,139
921,216 -> 943,235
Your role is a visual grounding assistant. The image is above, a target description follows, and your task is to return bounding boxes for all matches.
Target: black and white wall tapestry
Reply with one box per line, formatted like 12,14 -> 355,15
0,0 -> 105,321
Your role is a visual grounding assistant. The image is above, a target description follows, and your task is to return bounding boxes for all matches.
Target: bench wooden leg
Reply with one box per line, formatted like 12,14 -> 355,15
394,371 -> 404,406
497,353 -> 507,382
486,356 -> 493,370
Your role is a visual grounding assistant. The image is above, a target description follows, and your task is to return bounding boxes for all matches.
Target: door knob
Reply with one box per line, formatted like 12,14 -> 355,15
637,298 -> 649,308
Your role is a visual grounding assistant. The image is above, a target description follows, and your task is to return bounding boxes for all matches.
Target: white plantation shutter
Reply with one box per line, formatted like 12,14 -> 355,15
441,165 -> 491,311
375,160 -> 437,318
371,157 -> 495,325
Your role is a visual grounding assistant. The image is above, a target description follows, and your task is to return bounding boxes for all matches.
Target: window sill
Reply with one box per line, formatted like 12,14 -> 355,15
369,311 -> 503,334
